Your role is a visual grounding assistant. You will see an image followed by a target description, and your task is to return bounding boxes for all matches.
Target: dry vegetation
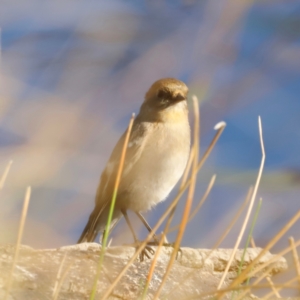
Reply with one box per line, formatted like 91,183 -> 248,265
1,96 -> 300,299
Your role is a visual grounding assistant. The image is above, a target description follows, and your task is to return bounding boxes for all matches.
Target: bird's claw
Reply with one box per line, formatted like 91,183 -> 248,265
146,241 -> 183,259
139,244 -> 155,261
131,239 -> 182,261
133,241 -> 155,262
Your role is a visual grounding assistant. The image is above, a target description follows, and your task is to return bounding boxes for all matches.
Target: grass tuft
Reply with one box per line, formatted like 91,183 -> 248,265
90,113 -> 135,300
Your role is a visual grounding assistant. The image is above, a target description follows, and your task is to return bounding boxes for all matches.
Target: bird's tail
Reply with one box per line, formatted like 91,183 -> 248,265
77,201 -> 121,244
77,209 -> 99,243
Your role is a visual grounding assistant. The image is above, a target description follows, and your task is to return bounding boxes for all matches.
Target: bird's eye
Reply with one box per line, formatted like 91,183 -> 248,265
157,90 -> 170,99
174,93 -> 185,101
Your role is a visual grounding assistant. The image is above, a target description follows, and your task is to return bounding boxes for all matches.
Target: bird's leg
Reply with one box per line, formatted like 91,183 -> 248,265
122,210 -> 139,241
135,212 -> 160,243
121,209 -> 155,261
139,208 -> 182,259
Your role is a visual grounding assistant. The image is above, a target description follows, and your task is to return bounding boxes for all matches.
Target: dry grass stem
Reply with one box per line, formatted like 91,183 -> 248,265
185,281 -> 299,300
180,147 -> 195,190
141,149 -> 196,299
163,118 -> 225,236
251,238 -> 300,279
141,234 -> 164,298
263,276 -> 299,299
235,238 -> 300,300
183,173 -> 215,225
212,186 -> 253,250
234,262 -> 273,300
152,95 -> 200,300
102,175 -> 191,299
166,186 -> 252,299
234,262 -> 276,300
156,148 -> 196,240
4,186 -> 31,300
153,174 -> 216,299
195,119 -> 226,174
217,116 -> 266,291
289,236 -> 300,285
166,119 -> 227,236
167,174 -> 216,234
251,236 -> 256,248
101,116 -> 226,300
197,120 -> 226,173
110,113 -> 135,212
52,252 -> 67,298
52,261 -> 74,300
223,215 -> 300,300
107,238 -> 113,248
91,113 -> 135,300
0,160 -> 13,190
266,276 -> 281,298
245,220 -> 300,280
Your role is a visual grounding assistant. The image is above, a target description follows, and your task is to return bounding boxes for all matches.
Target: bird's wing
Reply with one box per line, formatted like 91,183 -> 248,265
95,120 -> 151,205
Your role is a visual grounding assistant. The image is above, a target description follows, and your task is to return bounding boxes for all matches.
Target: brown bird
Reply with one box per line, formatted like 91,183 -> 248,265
78,78 -> 190,256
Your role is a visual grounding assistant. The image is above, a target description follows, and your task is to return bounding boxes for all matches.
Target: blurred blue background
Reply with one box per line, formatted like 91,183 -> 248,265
0,0 -> 299,264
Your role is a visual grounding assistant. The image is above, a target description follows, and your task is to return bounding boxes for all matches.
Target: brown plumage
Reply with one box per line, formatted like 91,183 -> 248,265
78,78 -> 190,246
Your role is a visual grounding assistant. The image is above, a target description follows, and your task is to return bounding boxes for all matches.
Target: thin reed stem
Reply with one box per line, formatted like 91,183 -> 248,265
90,114 -> 135,300
52,256 -> 75,300
289,236 -> 300,286
266,276 -> 281,298
5,186 -> 31,300
0,160 -> 13,190
263,276 -> 299,299
152,96 -> 200,300
166,186 -> 252,299
167,174 -> 216,234
217,116 -> 265,291
101,119 -> 226,300
141,148 -> 196,299
234,238 -> 300,300
221,213 -> 300,300
52,252 -> 68,299
240,199 -> 262,279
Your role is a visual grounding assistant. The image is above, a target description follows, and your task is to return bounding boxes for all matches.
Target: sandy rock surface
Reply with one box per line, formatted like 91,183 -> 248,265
0,244 -> 289,299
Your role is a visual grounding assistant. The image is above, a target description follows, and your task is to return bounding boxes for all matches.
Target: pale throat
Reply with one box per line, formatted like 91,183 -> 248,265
158,101 -> 188,123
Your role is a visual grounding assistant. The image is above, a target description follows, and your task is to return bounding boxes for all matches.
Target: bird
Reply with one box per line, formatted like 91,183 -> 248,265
77,78 -> 190,258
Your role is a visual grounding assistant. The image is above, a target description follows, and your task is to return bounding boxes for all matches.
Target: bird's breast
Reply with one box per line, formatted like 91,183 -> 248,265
120,120 -> 190,212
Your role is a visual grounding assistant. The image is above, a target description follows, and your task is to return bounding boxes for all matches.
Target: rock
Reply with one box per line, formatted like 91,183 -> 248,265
0,244 -> 288,299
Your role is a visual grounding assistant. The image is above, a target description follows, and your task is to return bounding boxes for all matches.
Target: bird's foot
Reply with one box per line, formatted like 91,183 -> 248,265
132,241 -> 155,262
146,241 -> 182,259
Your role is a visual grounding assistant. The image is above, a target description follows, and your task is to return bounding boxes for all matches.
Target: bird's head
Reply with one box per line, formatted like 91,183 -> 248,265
140,78 -> 189,122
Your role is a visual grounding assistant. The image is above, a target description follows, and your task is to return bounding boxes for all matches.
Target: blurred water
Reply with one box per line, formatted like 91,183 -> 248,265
0,1 -> 299,276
